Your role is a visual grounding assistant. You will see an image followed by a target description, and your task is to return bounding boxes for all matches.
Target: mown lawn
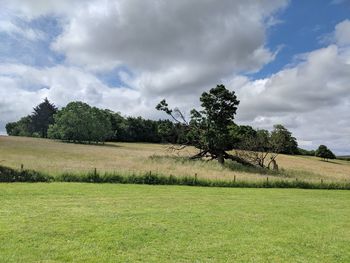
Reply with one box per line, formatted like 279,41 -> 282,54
0,183 -> 349,262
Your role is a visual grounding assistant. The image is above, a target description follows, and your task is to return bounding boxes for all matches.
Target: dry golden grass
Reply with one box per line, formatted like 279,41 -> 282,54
275,154 -> 350,181
1,136 -> 349,182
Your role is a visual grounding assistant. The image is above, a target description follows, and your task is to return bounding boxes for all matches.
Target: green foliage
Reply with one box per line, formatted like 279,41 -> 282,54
48,102 -> 112,143
6,97 -> 189,144
230,124 -> 299,155
31,98 -> 58,138
157,120 -> 188,143
106,112 -> 186,143
192,84 -> 239,153
157,84 -> 240,164
270,124 -> 298,154
5,116 -> 33,136
297,148 -> 316,156
105,110 -> 126,140
315,145 -> 336,161
229,124 -> 257,146
5,98 -> 57,138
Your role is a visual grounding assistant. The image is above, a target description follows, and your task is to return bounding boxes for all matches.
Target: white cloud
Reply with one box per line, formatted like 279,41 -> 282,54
0,2 -> 349,154
50,0 -> 287,95
230,43 -> 350,154
335,19 -> 350,46
0,64 -> 155,132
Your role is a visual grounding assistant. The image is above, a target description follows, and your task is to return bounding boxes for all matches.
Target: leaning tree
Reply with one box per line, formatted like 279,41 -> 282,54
156,84 -> 252,165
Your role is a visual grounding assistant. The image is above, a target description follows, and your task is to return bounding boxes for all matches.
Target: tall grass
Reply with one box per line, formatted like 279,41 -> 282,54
1,165 -> 349,190
149,155 -> 318,178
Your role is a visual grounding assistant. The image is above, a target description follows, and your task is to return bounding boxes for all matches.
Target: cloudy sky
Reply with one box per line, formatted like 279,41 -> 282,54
0,0 -> 349,154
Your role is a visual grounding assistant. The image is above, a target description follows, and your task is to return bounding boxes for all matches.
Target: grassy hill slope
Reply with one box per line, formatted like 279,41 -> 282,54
1,136 -> 350,183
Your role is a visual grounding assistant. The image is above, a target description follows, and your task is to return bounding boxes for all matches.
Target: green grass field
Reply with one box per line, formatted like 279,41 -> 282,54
0,183 -> 349,262
1,137 -> 350,262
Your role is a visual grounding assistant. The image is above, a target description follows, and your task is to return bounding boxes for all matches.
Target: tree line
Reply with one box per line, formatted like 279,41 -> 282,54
6,85 -> 336,166
5,99 -> 187,144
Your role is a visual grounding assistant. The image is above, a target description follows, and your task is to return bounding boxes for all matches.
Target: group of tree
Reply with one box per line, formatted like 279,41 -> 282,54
315,145 -> 336,161
6,98 -> 57,138
47,102 -> 112,143
6,85 -> 336,167
6,100 -> 187,144
156,85 -> 299,168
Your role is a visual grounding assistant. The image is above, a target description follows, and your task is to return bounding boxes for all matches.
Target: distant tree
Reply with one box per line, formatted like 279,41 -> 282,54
31,98 -> 58,138
48,102 -> 112,143
105,111 -> 127,141
229,124 -> 299,169
229,124 -> 257,147
5,116 -> 33,137
155,120 -> 188,144
5,122 -> 19,136
315,145 -> 336,161
270,124 -> 298,154
233,128 -> 277,169
297,148 -> 315,156
157,120 -> 176,143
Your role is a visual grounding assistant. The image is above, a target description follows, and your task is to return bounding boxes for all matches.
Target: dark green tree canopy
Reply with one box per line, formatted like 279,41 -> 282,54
48,101 -> 112,143
31,98 -> 58,138
315,145 -> 336,161
190,85 -> 240,160
270,124 -> 298,154
5,116 -> 33,137
6,98 -> 57,138
157,84 -> 241,164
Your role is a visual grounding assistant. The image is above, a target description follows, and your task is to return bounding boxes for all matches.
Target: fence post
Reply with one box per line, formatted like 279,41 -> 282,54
20,164 -> 24,171
94,168 -> 97,177
234,175 -> 236,182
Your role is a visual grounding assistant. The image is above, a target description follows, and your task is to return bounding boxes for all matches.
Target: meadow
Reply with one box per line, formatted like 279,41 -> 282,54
1,136 -> 350,184
1,136 -> 350,262
0,183 -> 349,262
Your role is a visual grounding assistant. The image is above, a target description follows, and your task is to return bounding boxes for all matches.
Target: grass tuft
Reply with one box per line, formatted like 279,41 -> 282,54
1,165 -> 350,190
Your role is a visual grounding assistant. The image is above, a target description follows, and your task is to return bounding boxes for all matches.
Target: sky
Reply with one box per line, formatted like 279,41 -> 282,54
0,0 -> 349,155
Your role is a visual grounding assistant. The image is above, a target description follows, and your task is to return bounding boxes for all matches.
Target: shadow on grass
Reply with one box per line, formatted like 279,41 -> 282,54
54,140 -> 123,148
149,155 -> 323,179
319,159 -> 341,165
149,155 -> 282,176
